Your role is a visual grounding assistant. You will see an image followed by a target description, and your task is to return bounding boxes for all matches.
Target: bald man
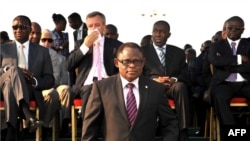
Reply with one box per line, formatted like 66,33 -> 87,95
29,22 -> 41,44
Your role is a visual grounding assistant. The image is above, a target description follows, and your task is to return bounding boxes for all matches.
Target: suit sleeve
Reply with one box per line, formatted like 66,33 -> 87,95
82,82 -> 103,141
66,48 -> 86,72
208,42 -> 237,68
35,48 -> 54,90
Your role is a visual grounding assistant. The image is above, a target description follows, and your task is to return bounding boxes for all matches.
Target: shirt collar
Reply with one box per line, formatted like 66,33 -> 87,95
227,38 -> 240,46
120,75 -> 139,89
15,40 -> 30,48
153,42 -> 166,50
78,23 -> 84,31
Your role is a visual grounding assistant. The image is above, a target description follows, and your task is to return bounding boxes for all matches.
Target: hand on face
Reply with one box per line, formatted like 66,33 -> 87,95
83,30 -> 100,48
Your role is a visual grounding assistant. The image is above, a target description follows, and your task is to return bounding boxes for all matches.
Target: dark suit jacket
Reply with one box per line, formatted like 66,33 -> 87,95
73,23 -> 88,49
66,37 -> 123,93
142,44 -> 188,84
0,41 -> 54,118
82,75 -> 179,141
208,38 -> 250,88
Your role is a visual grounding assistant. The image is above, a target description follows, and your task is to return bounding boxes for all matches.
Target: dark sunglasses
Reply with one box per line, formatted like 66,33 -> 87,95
12,25 -> 30,30
41,38 -> 53,43
226,26 -> 243,31
117,59 -> 143,66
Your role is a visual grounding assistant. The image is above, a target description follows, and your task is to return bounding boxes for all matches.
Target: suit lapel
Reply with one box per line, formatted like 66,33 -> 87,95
165,45 -> 173,74
133,77 -> 148,125
237,39 -> 248,54
28,42 -> 37,70
149,45 -> 165,73
114,76 -> 130,126
223,40 -> 235,55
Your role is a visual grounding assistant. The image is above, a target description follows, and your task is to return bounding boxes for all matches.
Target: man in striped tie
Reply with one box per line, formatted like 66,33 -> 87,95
82,42 -> 179,141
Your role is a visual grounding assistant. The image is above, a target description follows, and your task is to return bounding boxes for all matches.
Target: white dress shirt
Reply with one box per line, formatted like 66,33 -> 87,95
80,36 -> 108,86
120,76 -> 140,109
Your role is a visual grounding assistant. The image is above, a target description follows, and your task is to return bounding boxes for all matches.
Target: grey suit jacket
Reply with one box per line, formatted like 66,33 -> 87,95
48,48 -> 68,87
0,41 -> 54,118
82,75 -> 179,141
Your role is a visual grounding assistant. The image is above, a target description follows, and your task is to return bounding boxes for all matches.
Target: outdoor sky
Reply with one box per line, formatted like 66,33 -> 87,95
1,0 -> 249,53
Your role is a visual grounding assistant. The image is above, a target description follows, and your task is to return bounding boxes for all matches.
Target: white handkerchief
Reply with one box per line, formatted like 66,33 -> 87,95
88,28 -> 101,43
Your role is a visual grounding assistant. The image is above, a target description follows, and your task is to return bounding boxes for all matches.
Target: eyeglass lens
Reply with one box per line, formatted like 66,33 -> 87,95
41,38 -> 53,43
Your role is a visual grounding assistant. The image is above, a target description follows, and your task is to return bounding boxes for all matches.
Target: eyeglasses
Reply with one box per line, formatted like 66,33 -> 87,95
117,59 -> 143,66
226,26 -> 243,31
41,38 -> 53,43
12,25 -> 30,30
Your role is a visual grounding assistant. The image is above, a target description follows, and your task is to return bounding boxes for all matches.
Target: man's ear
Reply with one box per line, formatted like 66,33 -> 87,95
142,58 -> 146,66
114,58 -> 119,68
167,32 -> 171,38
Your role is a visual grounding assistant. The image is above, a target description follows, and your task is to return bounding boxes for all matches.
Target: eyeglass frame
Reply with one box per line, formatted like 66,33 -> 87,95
117,59 -> 144,66
226,26 -> 244,31
41,38 -> 53,43
12,25 -> 30,30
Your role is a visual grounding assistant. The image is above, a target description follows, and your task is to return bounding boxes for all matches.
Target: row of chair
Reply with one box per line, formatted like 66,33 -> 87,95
0,96 -> 247,141
0,100 -> 56,141
205,97 -> 248,141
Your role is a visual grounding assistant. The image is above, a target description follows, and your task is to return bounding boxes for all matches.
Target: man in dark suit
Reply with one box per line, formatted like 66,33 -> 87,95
82,42 -> 179,141
67,12 -> 88,87
66,11 -> 122,118
0,15 -> 54,140
68,12 -> 88,50
103,24 -> 119,40
142,20 -> 190,141
208,16 -> 250,140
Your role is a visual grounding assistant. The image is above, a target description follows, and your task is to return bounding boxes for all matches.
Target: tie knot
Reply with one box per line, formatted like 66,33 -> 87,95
126,83 -> 134,89
158,47 -> 164,52
20,44 -> 25,48
231,42 -> 236,48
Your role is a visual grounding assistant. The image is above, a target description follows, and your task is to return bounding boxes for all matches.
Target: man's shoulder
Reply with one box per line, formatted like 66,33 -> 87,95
104,38 -> 123,46
167,44 -> 184,52
1,41 -> 15,47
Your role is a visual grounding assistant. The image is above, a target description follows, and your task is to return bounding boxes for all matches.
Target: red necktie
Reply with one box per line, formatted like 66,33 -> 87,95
126,83 -> 137,126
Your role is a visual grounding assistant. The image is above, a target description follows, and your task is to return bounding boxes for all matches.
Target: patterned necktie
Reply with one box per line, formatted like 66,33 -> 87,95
158,47 -> 165,66
228,42 -> 237,82
77,29 -> 82,40
93,42 -> 102,80
126,83 -> 137,126
231,42 -> 236,55
18,44 -> 26,69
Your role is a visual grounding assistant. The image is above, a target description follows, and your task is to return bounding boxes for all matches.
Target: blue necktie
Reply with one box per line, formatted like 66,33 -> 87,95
158,47 -> 165,66
228,42 -> 237,82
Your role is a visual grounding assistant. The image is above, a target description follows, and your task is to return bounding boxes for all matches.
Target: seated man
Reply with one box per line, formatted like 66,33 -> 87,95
39,29 -> 73,137
1,15 -> 54,140
208,16 -> 250,140
142,20 -> 190,141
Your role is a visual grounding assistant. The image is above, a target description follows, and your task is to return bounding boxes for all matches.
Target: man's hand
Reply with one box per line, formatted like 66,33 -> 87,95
153,76 -> 176,89
241,55 -> 249,63
21,68 -> 36,85
83,31 -> 100,48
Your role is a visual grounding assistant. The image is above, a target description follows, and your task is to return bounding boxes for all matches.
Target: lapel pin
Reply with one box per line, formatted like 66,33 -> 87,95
145,85 -> 148,88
